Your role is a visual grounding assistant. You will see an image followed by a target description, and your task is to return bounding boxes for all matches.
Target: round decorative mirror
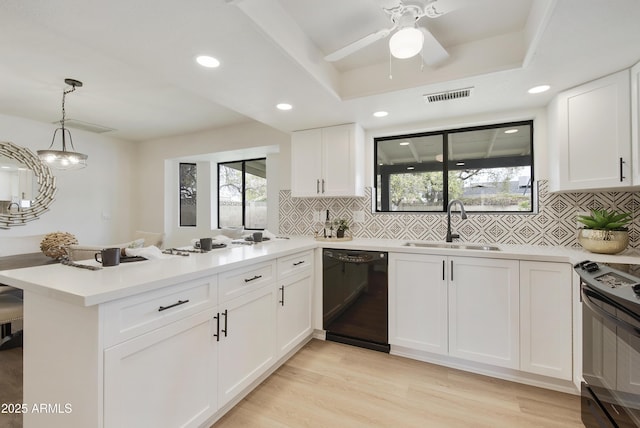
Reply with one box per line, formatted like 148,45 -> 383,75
0,141 -> 57,228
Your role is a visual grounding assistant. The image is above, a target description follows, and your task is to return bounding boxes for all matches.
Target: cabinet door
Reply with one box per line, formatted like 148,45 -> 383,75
104,309 -> 218,428
321,124 -> 363,197
632,61 -> 640,184
291,128 -> 323,197
520,261 -> 572,380
276,272 -> 312,357
218,285 -> 276,407
550,69 -> 631,191
448,257 -> 519,369
389,253 -> 448,354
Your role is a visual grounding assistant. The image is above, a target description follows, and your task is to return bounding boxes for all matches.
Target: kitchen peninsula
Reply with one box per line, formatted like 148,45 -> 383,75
0,237 -> 316,428
3,236 -> 640,428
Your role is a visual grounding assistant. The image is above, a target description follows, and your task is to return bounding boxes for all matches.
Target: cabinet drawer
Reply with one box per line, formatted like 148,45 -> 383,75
219,261 -> 275,303
277,251 -> 313,279
103,275 -> 217,347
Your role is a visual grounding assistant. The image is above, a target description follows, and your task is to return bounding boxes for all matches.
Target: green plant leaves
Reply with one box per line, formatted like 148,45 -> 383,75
577,209 -> 632,231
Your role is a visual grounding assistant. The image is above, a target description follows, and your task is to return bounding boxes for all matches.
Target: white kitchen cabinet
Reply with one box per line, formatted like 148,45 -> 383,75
389,253 -> 519,370
448,257 -> 520,369
217,283 -> 277,407
291,123 -> 364,197
519,261 -> 572,380
104,309 -> 218,428
388,253 -> 448,354
276,251 -> 313,357
548,69 -> 631,191
631,61 -> 640,184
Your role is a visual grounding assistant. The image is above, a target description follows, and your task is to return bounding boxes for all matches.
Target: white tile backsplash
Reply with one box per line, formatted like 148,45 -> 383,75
279,181 -> 640,250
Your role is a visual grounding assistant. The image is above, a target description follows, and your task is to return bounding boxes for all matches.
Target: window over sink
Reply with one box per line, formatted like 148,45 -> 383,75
374,120 -> 534,213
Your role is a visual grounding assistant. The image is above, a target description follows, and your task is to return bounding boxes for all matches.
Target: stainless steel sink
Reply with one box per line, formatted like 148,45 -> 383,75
403,242 -> 501,251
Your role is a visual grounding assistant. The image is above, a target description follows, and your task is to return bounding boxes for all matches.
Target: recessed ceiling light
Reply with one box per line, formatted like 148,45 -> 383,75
196,55 -> 220,68
399,141 -> 410,146
504,129 -> 518,134
373,111 -> 388,118
528,85 -> 550,94
276,103 -> 292,111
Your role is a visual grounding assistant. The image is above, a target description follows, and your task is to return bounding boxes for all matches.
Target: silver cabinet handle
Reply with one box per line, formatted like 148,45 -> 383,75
279,285 -> 285,306
316,179 -> 320,194
322,179 -> 325,193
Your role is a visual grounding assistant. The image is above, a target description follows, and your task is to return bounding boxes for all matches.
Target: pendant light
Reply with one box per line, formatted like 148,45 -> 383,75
38,78 -> 88,170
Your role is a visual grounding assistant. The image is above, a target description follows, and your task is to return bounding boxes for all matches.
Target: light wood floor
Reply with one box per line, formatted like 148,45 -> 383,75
213,339 -> 583,428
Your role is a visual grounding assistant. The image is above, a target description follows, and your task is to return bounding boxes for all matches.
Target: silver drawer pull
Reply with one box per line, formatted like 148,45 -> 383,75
293,261 -> 305,266
158,299 -> 189,312
244,275 -> 262,283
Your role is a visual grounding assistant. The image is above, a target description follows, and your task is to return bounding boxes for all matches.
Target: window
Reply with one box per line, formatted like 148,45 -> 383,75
179,163 -> 197,227
218,158 -> 267,229
375,121 -> 533,213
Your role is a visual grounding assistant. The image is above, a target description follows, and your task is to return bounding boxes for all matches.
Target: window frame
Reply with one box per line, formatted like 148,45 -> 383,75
217,157 -> 267,230
374,120 -> 534,214
179,162 -> 197,227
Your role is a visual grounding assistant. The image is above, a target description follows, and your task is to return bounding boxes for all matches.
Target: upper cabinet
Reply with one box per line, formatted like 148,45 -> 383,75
548,69 -> 632,192
291,123 -> 365,197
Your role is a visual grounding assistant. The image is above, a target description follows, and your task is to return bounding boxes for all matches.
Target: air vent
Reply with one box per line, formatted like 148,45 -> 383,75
423,87 -> 474,103
52,119 -> 115,134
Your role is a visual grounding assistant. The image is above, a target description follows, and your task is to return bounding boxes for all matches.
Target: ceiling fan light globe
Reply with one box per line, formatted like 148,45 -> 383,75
389,27 -> 424,59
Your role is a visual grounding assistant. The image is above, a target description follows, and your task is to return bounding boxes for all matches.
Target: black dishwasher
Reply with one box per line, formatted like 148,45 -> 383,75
322,249 -> 389,352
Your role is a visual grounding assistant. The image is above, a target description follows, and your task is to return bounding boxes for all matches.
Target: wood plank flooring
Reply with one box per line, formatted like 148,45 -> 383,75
213,339 -> 583,428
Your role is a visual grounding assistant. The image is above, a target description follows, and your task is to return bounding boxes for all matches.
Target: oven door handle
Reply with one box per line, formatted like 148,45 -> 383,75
582,287 -> 640,338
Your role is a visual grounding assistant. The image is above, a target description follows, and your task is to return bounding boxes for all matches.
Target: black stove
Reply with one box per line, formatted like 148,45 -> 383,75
575,260 -> 640,428
575,260 -> 640,315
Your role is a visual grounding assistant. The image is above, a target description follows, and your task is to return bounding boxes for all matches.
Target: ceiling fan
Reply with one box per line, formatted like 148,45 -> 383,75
324,0 -> 465,66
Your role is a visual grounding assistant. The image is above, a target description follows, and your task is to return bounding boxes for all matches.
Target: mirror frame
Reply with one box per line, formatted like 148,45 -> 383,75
0,141 -> 57,228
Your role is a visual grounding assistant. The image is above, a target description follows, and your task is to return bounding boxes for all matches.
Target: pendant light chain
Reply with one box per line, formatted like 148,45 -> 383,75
60,84 -> 77,129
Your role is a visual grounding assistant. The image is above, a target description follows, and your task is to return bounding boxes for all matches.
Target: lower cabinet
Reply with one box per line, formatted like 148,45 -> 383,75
390,253 -> 574,382
102,251 -> 313,427
389,253 -> 447,354
276,270 -> 313,358
520,261 -> 572,380
217,284 -> 277,407
389,253 -> 519,369
104,309 -> 218,428
449,256 -> 520,369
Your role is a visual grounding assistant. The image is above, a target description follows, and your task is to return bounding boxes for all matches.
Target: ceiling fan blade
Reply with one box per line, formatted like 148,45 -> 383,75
419,27 -> 449,66
324,27 -> 394,62
424,0 -> 467,18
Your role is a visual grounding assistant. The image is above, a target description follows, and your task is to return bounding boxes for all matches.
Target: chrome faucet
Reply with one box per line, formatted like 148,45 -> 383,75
7,202 -> 19,212
446,199 -> 467,242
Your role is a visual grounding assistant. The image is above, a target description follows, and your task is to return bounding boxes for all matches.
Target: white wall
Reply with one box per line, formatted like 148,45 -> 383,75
0,113 -> 135,244
133,121 -> 290,248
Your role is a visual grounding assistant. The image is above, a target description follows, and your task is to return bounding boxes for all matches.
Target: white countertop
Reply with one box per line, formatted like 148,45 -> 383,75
2,236 -> 639,307
0,237 -> 316,307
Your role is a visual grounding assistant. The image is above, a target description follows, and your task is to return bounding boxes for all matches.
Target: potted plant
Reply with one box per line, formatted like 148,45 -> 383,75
333,219 -> 349,238
577,208 -> 632,254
